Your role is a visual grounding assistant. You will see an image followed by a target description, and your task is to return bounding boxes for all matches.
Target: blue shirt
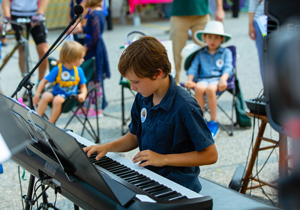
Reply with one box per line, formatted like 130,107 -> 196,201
187,47 -> 233,80
45,65 -> 87,97
129,75 -> 214,192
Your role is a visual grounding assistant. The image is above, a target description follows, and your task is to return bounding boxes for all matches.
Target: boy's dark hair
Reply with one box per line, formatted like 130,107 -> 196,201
118,36 -> 171,79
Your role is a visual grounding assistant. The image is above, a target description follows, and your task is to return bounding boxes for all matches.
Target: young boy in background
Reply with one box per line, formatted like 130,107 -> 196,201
185,21 -> 233,139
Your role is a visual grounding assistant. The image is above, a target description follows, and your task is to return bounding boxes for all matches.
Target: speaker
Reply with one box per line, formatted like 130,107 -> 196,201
263,1 -> 300,135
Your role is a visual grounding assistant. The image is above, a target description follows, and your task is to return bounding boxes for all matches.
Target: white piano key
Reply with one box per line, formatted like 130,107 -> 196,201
68,132 -> 203,199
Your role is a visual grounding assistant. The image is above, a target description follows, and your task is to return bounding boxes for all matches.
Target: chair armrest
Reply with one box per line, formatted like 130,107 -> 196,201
68,94 -> 78,100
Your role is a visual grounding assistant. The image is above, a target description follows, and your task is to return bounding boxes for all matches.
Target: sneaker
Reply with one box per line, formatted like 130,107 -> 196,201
207,121 -> 219,139
86,108 -> 97,118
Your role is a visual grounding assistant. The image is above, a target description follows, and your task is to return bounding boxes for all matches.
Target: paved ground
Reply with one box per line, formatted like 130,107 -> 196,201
0,11 -> 282,209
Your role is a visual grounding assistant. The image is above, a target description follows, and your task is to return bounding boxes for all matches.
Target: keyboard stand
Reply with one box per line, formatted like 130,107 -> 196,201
240,111 -> 289,207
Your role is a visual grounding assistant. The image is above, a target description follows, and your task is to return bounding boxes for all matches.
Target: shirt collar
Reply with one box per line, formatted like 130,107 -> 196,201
143,75 -> 177,112
203,46 -> 224,54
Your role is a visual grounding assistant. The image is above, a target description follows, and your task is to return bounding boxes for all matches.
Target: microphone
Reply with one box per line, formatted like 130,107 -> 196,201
74,4 -> 84,16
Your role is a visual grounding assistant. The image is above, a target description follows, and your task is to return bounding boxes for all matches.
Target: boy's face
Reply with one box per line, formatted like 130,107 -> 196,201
125,69 -> 158,97
203,34 -> 224,51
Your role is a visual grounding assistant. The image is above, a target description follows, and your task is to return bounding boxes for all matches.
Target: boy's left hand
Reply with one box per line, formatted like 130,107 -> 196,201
77,93 -> 86,103
218,80 -> 227,92
133,150 -> 165,167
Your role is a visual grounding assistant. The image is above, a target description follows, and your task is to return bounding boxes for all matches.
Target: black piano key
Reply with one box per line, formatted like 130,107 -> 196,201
135,182 -> 155,189
142,183 -> 163,191
113,169 -> 133,175
124,175 -> 145,182
130,177 -> 149,184
118,171 -> 137,178
134,180 -> 154,187
156,191 -> 178,199
168,195 -> 187,201
98,161 -> 119,168
152,188 -> 173,197
160,192 -> 183,200
104,165 -> 126,172
108,167 -> 129,174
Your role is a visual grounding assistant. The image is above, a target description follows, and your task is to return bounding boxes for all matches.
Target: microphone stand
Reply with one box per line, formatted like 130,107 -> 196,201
13,13 -> 83,210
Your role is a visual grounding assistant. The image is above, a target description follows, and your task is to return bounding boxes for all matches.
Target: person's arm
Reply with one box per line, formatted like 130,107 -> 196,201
133,144 -> 218,167
185,53 -> 201,88
218,49 -> 233,91
77,84 -> 87,102
214,0 -> 225,22
33,78 -> 48,106
2,0 -> 11,18
248,12 -> 256,40
37,0 -> 49,15
218,73 -> 229,92
83,132 -> 139,161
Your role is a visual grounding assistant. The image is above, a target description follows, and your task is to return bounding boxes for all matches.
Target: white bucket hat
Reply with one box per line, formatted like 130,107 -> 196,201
194,21 -> 232,43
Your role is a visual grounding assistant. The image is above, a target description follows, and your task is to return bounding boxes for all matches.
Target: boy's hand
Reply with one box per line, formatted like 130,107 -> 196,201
133,150 -> 165,167
218,79 -> 227,92
77,93 -> 86,103
83,144 -> 109,161
32,95 -> 40,106
185,81 -> 196,89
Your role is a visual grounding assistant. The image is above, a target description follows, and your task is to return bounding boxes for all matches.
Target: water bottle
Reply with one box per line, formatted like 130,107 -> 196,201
0,164 -> 3,174
0,40 -> 2,59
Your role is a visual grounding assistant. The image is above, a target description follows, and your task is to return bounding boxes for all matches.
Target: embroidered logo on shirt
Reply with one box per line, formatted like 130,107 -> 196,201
216,59 -> 224,68
141,108 -> 147,123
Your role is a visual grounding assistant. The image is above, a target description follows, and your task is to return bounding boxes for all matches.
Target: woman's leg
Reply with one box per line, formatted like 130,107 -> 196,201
49,95 -> 65,124
206,84 -> 218,122
37,92 -> 53,117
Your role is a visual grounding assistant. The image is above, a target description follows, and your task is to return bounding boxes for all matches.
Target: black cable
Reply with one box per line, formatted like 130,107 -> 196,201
17,166 -> 25,210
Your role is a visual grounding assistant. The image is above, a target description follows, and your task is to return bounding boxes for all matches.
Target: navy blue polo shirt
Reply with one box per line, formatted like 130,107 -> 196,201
129,75 -> 214,192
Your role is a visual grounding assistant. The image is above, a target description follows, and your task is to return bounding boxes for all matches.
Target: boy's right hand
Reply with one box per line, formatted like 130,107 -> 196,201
83,144 -> 110,161
32,95 -> 40,106
185,81 -> 196,89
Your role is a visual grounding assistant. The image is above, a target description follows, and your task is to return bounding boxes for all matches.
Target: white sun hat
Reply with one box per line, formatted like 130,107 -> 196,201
194,21 -> 232,43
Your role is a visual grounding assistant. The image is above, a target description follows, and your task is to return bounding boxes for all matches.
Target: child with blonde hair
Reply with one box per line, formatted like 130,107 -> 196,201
33,41 -> 87,124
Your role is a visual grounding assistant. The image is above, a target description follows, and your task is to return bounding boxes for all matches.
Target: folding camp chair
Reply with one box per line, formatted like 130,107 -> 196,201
180,44 -> 237,136
46,57 -> 100,143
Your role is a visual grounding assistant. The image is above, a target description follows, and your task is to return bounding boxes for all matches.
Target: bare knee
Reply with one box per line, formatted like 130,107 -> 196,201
206,85 -> 217,96
52,96 -> 65,107
194,83 -> 206,95
40,92 -> 53,103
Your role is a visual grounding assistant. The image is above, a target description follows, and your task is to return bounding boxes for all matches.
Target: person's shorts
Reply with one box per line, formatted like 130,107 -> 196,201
11,15 -> 47,45
197,77 -> 221,87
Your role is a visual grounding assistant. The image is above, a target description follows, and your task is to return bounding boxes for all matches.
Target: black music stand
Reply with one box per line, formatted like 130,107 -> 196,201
0,93 -> 135,208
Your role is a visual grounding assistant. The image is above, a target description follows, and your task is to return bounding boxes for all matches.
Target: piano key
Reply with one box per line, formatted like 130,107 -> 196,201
133,179 -> 154,186
71,132 -> 203,199
156,191 -> 178,198
150,188 -> 172,196
160,192 -> 183,200
144,185 -> 166,192
168,195 -> 188,201
130,178 -> 150,184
